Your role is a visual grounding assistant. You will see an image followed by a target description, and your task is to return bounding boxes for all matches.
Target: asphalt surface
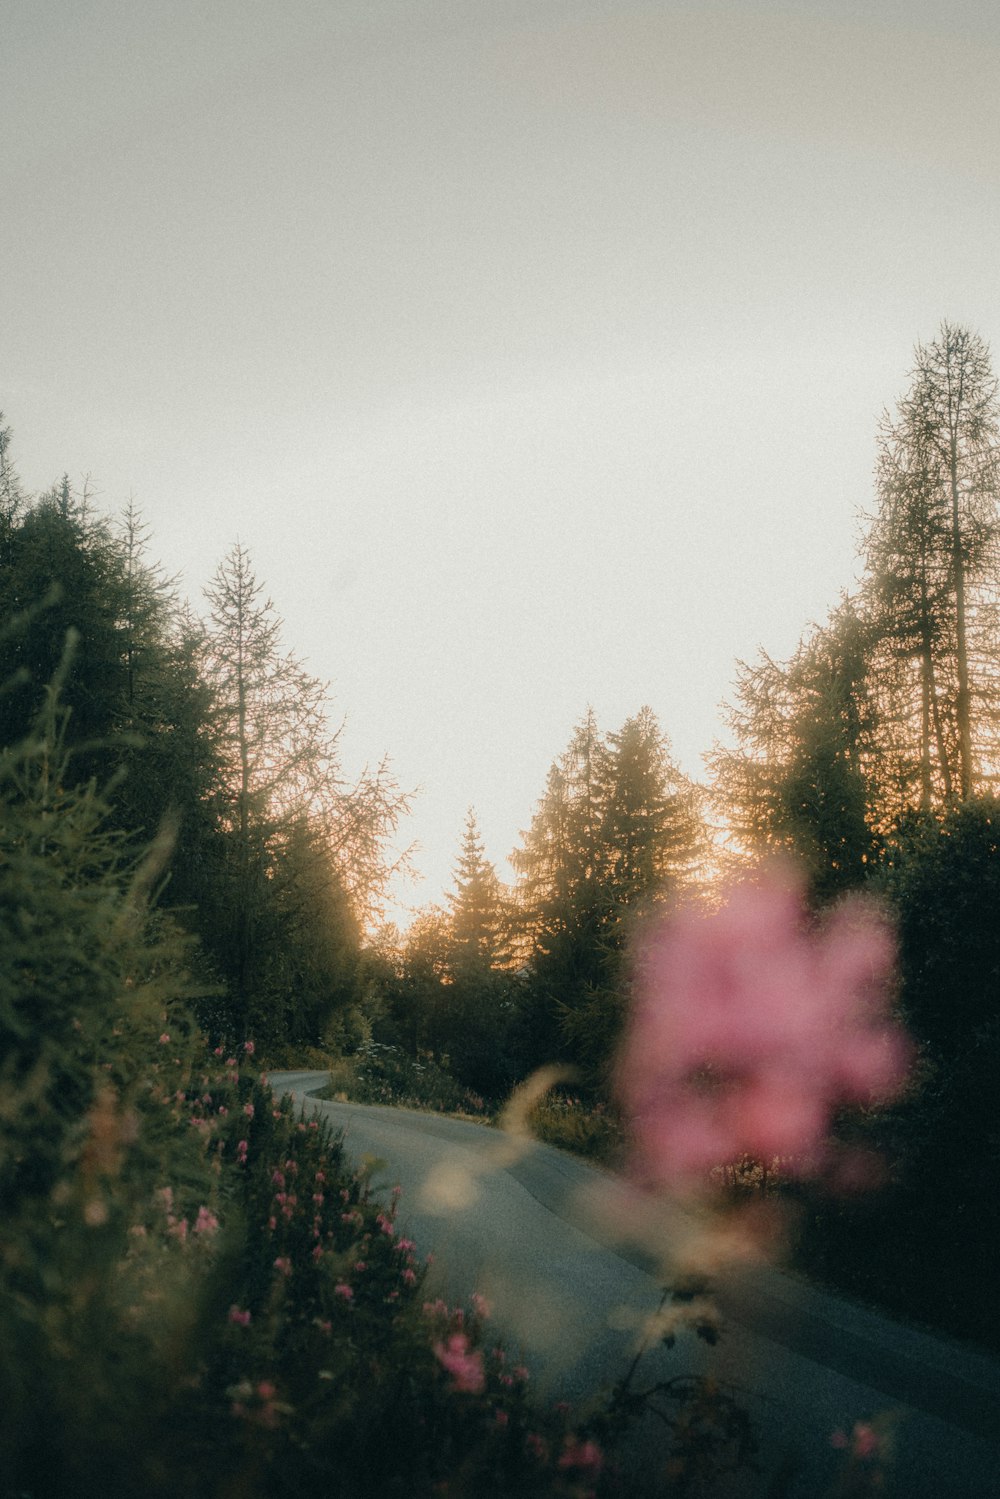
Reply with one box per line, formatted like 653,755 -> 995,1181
270,1070 -> 1000,1497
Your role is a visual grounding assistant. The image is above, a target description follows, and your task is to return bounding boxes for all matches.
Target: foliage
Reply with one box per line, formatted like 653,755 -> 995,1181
863,322 -> 1000,807
0,665 -> 677,1497
197,541 -> 408,1047
710,600 -> 883,899
524,1088 -> 624,1166
513,708 -> 706,1081
324,1041 -> 492,1117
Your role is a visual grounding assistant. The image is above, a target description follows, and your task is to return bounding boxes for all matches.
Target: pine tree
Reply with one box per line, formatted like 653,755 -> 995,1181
863,322 -> 1000,805
446,808 -> 509,978
710,599 -> 882,898
200,542 -> 407,1042
513,708 -> 705,1077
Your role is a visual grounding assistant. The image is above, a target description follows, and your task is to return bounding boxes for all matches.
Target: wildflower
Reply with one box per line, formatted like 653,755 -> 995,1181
558,1438 -> 603,1474
243,1102 -> 255,1118
334,1282 -> 353,1300
618,866 -> 911,1186
470,1291 -> 491,1320
158,1033 -> 170,1045
244,1040 -> 255,1055
832,1421 -> 883,1460
402,1268 -> 417,1286
194,1206 -> 219,1236
433,1333 -> 485,1394
236,1139 -> 249,1164
273,1256 -> 292,1277
228,1305 -> 251,1327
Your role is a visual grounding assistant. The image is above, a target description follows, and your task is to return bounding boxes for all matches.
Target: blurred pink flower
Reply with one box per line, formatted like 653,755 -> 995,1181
193,1206 -> 219,1235
618,866 -> 911,1187
433,1333 -> 485,1394
558,1438 -> 604,1474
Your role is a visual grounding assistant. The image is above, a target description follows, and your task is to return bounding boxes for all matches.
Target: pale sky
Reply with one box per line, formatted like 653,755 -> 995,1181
3,1 -> 1000,922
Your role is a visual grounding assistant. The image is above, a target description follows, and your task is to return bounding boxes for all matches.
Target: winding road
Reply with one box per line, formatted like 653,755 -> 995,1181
270,1071 -> 1000,1497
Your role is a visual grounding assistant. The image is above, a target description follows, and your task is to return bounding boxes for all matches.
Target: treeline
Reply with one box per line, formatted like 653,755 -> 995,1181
368,709 -> 706,1100
0,427 -> 408,1054
704,323 -> 1000,1343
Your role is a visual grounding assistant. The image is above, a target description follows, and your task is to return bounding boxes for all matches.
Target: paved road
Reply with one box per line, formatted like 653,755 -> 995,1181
270,1071 -> 1000,1497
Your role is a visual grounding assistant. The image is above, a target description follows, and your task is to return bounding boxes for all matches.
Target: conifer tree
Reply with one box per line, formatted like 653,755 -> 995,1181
513,708 -> 704,1077
864,322 -> 1000,805
200,542 -> 407,1042
446,808 -> 509,978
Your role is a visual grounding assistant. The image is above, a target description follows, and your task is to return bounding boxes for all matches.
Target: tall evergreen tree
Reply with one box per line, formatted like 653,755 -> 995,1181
446,808 -> 509,978
710,599 -> 882,898
199,542 -> 407,1042
863,322 -> 1000,806
513,708 -> 704,1077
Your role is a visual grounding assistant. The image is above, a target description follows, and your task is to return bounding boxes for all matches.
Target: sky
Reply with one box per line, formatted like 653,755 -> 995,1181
3,0 -> 1000,923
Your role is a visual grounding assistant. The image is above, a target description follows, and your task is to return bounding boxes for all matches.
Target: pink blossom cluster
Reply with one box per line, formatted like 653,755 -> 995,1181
433,1332 -> 485,1394
618,866 -> 911,1186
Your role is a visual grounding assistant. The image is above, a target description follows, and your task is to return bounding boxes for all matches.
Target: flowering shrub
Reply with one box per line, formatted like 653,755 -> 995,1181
325,1041 -> 492,1117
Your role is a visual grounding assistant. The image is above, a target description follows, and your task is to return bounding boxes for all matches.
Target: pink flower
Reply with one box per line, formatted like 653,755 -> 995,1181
243,1102 -> 255,1118
617,866 -> 910,1186
334,1282 -> 353,1300
194,1206 -> 219,1235
433,1333 -> 486,1394
243,1040 -> 255,1055
558,1438 -> 603,1474
158,1033 -> 170,1045
273,1256 -> 292,1277
228,1305 -> 251,1327
832,1421 -> 882,1460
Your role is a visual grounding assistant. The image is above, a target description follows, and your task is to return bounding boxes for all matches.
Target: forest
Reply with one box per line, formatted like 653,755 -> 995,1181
1,321 -> 998,1493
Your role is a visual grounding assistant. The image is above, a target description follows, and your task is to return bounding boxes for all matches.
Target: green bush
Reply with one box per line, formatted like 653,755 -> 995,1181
526,1090 -> 625,1166
324,1042 -> 492,1118
0,675 -> 640,1496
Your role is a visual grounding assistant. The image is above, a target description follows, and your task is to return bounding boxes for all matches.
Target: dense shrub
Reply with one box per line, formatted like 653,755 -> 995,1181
325,1041 -> 492,1117
0,684 -> 638,1496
